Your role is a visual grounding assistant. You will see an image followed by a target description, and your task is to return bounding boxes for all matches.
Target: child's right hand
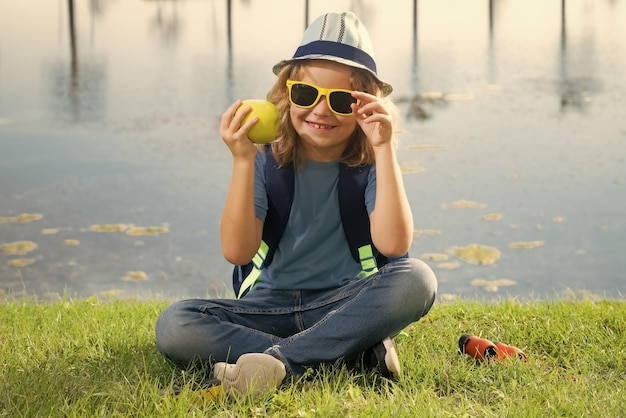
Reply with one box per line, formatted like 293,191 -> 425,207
220,100 -> 258,159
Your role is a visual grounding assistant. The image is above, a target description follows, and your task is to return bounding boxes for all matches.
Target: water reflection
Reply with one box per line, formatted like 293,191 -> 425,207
399,0 -> 438,121
46,0 -> 106,122
226,0 -> 234,103
45,59 -> 106,122
558,0 -> 595,111
487,0 -> 497,84
150,0 -> 183,46
398,0 -> 603,120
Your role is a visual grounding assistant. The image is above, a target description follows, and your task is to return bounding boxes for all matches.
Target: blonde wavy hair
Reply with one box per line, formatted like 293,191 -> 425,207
261,61 -> 397,169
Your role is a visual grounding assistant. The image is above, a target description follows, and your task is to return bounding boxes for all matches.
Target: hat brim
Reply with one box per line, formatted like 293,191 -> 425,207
273,56 -> 393,97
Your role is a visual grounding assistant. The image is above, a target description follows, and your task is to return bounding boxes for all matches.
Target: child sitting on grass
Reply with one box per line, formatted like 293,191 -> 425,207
155,11 -> 437,397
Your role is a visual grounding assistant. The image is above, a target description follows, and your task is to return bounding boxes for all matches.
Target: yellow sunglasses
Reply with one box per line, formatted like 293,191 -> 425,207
286,80 -> 359,115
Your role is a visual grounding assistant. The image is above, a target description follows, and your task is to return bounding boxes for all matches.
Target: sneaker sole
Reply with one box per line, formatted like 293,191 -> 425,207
382,337 -> 401,379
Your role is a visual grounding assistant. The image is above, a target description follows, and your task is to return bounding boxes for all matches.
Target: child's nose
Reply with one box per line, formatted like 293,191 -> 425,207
312,95 -> 332,115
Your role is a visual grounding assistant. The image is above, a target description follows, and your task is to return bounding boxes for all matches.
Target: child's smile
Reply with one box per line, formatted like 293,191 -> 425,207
305,121 -> 336,130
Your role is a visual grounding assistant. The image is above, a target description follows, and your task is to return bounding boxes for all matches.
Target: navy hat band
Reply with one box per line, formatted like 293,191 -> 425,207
293,41 -> 378,75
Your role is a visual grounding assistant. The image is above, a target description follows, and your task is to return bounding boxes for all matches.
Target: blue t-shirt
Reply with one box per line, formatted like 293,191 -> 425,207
253,151 -> 377,290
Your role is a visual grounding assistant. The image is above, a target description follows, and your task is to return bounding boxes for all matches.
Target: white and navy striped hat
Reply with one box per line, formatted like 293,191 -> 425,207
273,12 -> 393,96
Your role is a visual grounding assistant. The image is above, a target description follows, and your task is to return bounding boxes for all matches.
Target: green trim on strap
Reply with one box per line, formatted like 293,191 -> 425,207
237,268 -> 261,298
237,240 -> 269,299
356,244 -> 378,279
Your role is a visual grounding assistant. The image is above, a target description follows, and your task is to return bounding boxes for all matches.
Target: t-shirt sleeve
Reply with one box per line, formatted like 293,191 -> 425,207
254,151 -> 268,221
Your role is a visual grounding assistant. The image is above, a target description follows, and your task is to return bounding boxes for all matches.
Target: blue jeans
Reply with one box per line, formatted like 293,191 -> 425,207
155,258 -> 437,376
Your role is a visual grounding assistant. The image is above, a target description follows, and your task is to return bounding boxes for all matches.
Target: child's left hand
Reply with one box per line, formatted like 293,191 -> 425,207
351,91 -> 394,147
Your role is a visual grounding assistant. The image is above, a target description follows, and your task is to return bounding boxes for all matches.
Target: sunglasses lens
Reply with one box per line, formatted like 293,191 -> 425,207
290,83 -> 319,107
329,91 -> 357,114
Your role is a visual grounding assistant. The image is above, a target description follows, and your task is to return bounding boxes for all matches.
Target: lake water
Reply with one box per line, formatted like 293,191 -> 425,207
1,0 -> 624,301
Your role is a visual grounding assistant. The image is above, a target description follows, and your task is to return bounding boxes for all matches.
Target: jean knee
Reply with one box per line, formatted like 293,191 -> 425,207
154,303 -> 179,359
411,258 -> 438,295
155,301 -> 201,366
400,258 -> 438,317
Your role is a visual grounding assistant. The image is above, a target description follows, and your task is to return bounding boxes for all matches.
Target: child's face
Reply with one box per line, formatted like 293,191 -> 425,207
289,60 -> 358,162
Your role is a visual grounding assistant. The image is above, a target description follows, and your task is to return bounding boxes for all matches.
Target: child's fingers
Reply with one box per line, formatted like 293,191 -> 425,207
221,101 -> 259,140
351,90 -> 377,103
239,115 -> 259,136
356,104 -> 391,124
220,101 -> 262,149
351,93 -> 389,117
220,100 -> 242,129
221,100 -> 257,132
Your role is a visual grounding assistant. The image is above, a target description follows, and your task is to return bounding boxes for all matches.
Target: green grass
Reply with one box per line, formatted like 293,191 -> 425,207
1,296 -> 624,417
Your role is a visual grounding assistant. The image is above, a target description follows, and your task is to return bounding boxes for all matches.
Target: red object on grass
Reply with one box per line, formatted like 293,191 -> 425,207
458,334 -> 527,361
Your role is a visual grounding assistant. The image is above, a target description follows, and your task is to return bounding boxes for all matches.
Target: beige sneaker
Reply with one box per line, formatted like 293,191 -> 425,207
213,353 -> 286,397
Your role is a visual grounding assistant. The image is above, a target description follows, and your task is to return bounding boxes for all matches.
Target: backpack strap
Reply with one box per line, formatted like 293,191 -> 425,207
337,164 -> 379,277
263,147 -> 294,266
338,164 -> 409,272
234,240 -> 268,298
